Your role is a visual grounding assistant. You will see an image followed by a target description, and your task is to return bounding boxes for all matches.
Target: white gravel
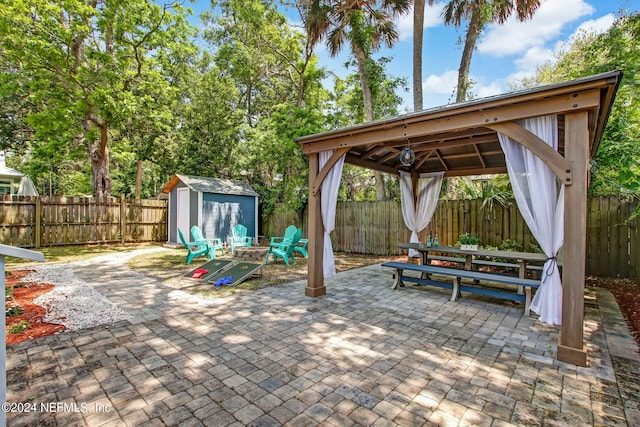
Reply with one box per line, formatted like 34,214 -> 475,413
21,248 -> 166,331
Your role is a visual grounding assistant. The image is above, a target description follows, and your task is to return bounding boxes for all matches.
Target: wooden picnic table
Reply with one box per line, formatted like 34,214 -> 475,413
396,243 -> 549,279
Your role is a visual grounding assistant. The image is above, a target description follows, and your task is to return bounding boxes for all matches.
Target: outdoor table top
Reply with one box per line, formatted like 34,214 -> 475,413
396,243 -> 549,263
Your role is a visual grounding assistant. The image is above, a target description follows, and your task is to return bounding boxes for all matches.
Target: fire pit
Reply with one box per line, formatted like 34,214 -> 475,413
234,246 -> 268,262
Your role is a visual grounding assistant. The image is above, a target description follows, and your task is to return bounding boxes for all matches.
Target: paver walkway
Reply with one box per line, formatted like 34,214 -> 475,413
6,249 -> 640,426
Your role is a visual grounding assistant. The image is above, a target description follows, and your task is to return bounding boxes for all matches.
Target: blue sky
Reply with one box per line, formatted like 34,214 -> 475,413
190,0 -> 639,111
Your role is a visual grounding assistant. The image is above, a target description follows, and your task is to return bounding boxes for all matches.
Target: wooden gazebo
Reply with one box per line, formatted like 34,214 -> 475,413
295,71 -> 622,366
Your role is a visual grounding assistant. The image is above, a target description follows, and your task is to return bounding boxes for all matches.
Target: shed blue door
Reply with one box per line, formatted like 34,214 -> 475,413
202,193 -> 256,242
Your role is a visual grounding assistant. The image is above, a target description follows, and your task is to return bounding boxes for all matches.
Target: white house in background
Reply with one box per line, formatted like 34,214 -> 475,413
0,152 -> 39,196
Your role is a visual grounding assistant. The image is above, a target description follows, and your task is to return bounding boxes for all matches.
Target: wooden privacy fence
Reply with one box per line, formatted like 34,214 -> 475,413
263,196 -> 639,279
1,195 -> 637,278
0,195 -> 167,247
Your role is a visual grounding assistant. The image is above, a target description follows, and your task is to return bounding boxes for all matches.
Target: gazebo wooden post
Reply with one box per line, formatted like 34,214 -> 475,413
306,152 -> 326,297
558,111 -> 589,366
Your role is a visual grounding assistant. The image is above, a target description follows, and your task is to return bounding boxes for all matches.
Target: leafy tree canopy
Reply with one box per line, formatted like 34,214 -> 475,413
522,11 -> 639,201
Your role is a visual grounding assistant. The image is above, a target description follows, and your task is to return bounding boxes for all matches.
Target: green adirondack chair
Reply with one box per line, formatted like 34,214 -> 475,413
264,227 -> 302,266
178,228 -> 213,264
190,226 -> 225,258
229,224 -> 252,255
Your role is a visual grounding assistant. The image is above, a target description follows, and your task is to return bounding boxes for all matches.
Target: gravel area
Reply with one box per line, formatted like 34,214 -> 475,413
21,248 -> 166,331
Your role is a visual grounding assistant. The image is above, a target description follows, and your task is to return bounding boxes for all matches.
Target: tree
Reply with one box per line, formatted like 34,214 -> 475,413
331,57 -> 408,126
525,12 -> 640,208
441,0 -> 540,102
0,0 -> 195,198
203,0 -> 318,126
413,0 -> 426,111
201,0 -> 329,216
303,0 -> 410,200
330,56 -> 408,201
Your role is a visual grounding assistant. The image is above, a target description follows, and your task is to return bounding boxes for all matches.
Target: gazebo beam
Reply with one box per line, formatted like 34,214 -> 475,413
299,89 -> 600,155
487,122 -> 573,184
311,148 -> 349,196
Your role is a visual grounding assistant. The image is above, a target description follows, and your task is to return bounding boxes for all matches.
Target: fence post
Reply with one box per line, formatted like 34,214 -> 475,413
35,196 -> 41,249
120,194 -> 126,244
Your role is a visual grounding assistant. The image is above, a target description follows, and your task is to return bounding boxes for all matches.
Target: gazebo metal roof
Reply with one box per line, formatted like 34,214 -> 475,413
297,71 -> 621,180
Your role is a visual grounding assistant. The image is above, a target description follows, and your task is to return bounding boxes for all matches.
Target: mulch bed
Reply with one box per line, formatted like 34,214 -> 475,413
5,270 -> 65,345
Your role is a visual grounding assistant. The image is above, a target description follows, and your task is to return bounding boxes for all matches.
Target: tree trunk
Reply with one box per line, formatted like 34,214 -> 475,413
135,159 -> 143,201
352,44 -> 375,122
88,120 -> 111,199
456,6 -> 483,103
413,0 -> 425,112
352,44 -> 385,200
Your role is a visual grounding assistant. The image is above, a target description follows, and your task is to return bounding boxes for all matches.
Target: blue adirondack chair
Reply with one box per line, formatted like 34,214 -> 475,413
178,228 -> 213,264
265,227 -> 302,265
229,224 -> 252,255
191,226 -> 225,258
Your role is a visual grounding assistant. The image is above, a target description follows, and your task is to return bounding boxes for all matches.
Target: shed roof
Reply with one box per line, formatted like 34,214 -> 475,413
296,71 -> 622,178
162,174 -> 259,197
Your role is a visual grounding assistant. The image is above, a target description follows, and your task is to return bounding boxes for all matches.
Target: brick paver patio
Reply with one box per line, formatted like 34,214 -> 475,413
6,249 -> 640,426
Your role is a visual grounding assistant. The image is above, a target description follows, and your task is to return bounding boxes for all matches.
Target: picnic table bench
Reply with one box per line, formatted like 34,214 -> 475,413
381,261 -> 541,316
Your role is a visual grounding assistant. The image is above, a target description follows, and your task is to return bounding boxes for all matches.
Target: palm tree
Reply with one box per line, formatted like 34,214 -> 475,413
442,0 -> 541,102
303,0 -> 410,199
413,0 -> 425,111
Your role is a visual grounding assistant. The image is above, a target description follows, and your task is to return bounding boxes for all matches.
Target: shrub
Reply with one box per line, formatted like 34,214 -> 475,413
6,303 -> 24,317
499,239 -> 522,252
8,320 -> 29,334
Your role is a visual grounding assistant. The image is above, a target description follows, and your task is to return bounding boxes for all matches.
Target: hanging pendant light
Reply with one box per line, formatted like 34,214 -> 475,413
400,146 -> 415,167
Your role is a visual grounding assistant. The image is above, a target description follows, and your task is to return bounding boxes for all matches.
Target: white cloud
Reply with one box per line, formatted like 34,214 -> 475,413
573,13 -> 616,36
423,70 -> 458,95
397,3 -> 445,41
474,81 -> 504,99
510,12 -> 616,79
513,45 -> 556,74
478,0 -> 594,57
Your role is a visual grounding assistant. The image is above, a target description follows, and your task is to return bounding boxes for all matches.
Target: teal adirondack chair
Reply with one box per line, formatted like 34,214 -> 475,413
178,228 -> 213,264
293,238 -> 308,258
191,226 -> 225,258
229,224 -> 252,255
265,227 -> 302,265
267,225 -> 298,250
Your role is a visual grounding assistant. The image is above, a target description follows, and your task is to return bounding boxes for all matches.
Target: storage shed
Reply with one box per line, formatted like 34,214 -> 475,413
162,174 -> 259,246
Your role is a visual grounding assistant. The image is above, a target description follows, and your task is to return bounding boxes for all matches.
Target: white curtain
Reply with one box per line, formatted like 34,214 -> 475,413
400,171 -> 445,257
498,115 -> 564,325
320,150 -> 345,278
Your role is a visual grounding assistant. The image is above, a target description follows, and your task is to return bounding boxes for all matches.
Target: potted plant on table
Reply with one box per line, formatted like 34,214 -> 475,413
459,233 -> 479,251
